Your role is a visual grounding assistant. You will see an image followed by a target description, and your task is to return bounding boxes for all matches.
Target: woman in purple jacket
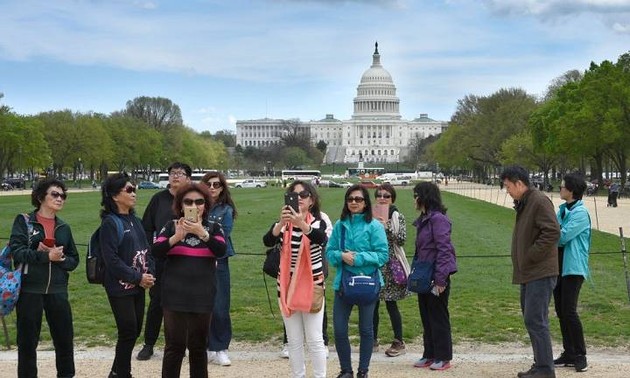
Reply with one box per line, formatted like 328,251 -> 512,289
411,182 -> 457,371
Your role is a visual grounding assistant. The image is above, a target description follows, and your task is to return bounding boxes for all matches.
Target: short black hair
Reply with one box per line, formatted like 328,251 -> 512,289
563,173 -> 587,200
31,178 -> 67,210
167,162 -> 192,177
500,165 -> 530,186
100,172 -> 134,218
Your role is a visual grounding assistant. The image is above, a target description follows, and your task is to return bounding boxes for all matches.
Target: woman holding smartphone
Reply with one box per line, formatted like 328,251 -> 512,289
262,180 -> 328,378
152,183 -> 226,378
100,173 -> 155,378
201,172 -> 238,366
10,178 -> 79,378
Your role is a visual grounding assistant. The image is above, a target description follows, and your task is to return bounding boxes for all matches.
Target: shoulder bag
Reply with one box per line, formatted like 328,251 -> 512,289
339,227 -> 381,305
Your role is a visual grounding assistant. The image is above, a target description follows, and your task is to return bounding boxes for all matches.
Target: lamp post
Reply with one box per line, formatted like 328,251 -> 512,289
78,157 -> 82,189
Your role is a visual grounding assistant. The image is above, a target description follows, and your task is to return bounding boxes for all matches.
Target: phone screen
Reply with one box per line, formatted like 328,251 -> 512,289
184,207 -> 199,222
284,192 -> 299,212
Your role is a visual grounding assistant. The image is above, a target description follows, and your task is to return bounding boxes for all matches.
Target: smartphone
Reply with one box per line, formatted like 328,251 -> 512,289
184,207 -> 199,222
43,238 -> 56,248
284,192 -> 299,212
372,204 -> 389,221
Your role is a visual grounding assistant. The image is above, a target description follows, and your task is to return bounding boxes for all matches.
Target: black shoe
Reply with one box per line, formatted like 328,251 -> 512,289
553,352 -> 575,366
574,355 -> 588,372
357,370 -> 368,378
136,344 -> 154,361
517,367 -> 556,378
335,371 -> 354,378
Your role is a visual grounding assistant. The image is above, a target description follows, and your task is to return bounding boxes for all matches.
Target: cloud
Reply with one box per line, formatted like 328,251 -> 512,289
483,0 -> 630,33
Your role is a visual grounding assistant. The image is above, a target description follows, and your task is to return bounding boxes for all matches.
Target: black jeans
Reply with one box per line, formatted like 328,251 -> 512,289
16,292 -> 75,378
162,309 -> 211,378
418,281 -> 452,361
373,300 -> 403,341
553,275 -> 586,358
108,292 -> 145,378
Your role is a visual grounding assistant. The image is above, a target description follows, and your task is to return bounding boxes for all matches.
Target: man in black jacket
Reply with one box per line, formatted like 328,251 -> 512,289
136,162 -> 191,361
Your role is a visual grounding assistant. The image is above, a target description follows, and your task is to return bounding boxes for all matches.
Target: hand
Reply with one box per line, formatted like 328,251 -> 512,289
435,285 -> 446,294
341,251 -> 355,266
43,244 -> 65,262
171,218 -> 187,244
140,273 -> 155,289
182,218 -> 206,239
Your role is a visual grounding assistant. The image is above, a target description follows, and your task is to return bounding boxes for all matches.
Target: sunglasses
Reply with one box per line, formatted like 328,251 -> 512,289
183,198 -> 205,206
376,193 -> 392,199
346,196 -> 365,203
296,190 -> 311,199
206,181 -> 222,189
123,185 -> 136,194
49,191 -> 67,200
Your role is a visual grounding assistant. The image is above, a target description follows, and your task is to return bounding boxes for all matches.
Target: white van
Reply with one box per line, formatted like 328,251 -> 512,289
157,171 -> 214,188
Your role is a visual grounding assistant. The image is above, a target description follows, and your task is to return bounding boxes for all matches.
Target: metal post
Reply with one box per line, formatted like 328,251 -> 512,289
619,227 -> 630,304
593,197 -> 600,231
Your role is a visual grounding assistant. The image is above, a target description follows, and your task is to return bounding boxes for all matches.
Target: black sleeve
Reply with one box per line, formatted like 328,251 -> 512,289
206,222 -> 227,258
151,220 -> 176,259
263,222 -> 281,247
306,218 -> 327,245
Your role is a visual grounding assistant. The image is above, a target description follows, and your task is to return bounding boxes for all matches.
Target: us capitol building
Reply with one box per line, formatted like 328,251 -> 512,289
235,43 -> 448,164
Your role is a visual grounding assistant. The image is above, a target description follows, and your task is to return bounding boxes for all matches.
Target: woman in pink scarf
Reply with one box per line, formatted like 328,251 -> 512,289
263,180 -> 328,378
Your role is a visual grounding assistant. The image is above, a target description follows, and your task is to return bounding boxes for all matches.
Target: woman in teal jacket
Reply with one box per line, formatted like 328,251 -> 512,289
553,173 -> 591,373
327,184 -> 389,378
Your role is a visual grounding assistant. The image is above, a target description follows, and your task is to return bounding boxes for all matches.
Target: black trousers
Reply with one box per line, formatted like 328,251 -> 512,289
553,275 -> 586,358
417,281 -> 452,361
108,292 -> 145,378
162,310 -> 211,378
16,291 -> 75,378
142,273 -> 163,346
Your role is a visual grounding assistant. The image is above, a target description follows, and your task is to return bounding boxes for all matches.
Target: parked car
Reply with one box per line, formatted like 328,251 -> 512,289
359,180 -> 378,189
234,179 -> 267,188
383,176 -> 412,186
329,181 -> 353,188
138,181 -> 160,189
1,181 -> 13,191
2,177 -> 25,190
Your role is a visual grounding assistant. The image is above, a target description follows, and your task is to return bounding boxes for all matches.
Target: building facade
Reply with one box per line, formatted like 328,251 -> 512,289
236,43 -> 448,163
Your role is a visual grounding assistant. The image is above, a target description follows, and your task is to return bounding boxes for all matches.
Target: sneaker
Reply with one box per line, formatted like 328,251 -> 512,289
553,352 -> 575,366
574,355 -> 588,372
136,345 -> 153,361
385,339 -> 406,357
207,350 -> 216,361
357,369 -> 368,378
413,357 -> 433,368
429,360 -> 451,371
211,350 -> 231,366
280,343 -> 289,359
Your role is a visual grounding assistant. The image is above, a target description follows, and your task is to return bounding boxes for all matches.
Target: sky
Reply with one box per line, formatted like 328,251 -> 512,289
1,0 -> 629,134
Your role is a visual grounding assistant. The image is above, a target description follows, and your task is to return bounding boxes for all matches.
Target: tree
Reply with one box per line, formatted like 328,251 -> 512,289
316,140 -> 327,154
123,96 -> 183,131
280,119 -> 311,149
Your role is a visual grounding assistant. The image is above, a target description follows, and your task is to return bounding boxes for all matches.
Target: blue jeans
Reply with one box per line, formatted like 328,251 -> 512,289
520,276 -> 557,374
333,291 -> 377,374
208,258 -> 232,351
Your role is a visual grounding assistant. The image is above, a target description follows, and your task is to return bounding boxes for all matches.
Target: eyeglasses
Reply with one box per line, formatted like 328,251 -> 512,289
296,190 -> 311,199
346,196 -> 365,203
376,193 -> 392,199
123,185 -> 136,194
49,191 -> 67,200
205,181 -> 222,189
183,198 -> 205,206
169,171 -> 188,178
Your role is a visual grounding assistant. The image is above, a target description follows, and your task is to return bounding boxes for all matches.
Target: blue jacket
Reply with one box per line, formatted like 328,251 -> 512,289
207,203 -> 235,258
557,200 -> 591,278
326,213 -> 389,290
412,210 -> 457,287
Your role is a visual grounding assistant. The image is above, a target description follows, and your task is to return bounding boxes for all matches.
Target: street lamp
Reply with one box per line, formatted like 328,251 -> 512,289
78,157 -> 82,189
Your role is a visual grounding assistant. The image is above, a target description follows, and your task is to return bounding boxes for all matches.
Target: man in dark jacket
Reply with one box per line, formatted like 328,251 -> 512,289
136,162 -> 191,361
501,166 -> 560,378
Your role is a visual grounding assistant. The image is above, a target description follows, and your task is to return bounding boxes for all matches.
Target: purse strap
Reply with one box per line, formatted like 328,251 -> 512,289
340,226 -> 346,251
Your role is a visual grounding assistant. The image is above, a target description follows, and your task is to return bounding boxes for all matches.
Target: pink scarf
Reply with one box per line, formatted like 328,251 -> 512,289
279,213 -> 313,317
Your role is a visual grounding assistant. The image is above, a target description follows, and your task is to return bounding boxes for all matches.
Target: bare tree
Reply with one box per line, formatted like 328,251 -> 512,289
123,96 -> 183,131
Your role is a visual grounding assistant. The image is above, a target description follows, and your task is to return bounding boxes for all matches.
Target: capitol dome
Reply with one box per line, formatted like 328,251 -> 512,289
353,42 -> 400,119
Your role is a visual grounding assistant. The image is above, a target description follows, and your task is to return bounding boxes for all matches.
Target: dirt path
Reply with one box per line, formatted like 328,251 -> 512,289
1,341 -> 629,377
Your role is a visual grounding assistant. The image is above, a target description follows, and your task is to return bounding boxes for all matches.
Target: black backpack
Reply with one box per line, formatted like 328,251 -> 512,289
86,215 -> 124,284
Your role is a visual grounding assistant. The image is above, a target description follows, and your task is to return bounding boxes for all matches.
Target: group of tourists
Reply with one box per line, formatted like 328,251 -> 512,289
5,163 -> 591,378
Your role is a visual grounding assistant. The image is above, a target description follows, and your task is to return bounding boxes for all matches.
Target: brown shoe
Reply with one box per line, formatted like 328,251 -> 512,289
385,339 -> 406,357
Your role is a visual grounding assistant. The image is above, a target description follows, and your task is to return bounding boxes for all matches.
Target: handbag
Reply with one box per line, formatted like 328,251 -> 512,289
389,257 -> 407,285
310,285 -> 324,313
407,258 -> 434,294
338,227 -> 380,305
263,244 -> 281,278
0,214 -> 31,316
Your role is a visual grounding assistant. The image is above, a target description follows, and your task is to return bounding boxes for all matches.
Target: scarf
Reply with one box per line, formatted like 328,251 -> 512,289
279,213 -> 313,317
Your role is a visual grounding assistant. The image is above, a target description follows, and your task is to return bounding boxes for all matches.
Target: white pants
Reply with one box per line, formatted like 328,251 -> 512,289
282,303 -> 327,378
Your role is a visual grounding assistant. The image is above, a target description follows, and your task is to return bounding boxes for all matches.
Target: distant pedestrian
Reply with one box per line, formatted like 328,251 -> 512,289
501,165 -> 560,378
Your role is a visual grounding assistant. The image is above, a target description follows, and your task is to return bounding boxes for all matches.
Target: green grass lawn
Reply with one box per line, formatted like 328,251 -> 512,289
1,187 -> 629,348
